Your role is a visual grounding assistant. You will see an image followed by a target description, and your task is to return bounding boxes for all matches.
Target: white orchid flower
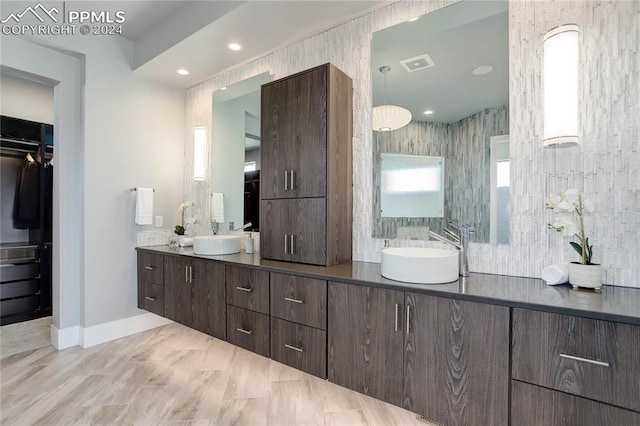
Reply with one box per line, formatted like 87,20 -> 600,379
177,201 -> 195,213
556,189 -> 578,210
581,196 -> 594,213
545,195 -> 561,210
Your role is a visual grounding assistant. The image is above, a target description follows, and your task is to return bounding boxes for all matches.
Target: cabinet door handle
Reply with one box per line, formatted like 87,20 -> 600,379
285,344 -> 303,353
406,305 -> 410,335
236,286 -> 253,293
145,296 -> 157,302
284,234 -> 289,254
236,327 -> 253,335
290,169 -> 295,190
185,265 -> 188,283
189,266 -> 193,283
284,171 -> 289,190
284,297 -> 304,304
144,266 -> 155,270
559,353 -> 610,367
290,234 -> 295,255
395,303 -> 399,331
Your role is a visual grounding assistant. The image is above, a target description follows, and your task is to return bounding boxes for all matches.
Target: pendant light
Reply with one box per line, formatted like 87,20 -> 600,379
373,66 -> 412,132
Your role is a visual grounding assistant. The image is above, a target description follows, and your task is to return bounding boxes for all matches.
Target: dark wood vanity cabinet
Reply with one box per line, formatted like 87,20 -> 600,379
160,256 -> 226,339
511,308 -> 640,421
137,251 -> 165,316
260,63 -> 352,266
328,281 -> 509,425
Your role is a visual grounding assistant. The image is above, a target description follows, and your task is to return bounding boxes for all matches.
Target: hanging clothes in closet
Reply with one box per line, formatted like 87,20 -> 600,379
13,152 -> 41,229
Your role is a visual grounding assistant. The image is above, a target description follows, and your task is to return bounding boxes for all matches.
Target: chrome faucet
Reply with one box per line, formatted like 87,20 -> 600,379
230,221 -> 252,232
211,220 -> 219,235
428,223 -> 474,277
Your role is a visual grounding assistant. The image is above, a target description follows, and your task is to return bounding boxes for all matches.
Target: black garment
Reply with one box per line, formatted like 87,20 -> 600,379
13,156 -> 40,229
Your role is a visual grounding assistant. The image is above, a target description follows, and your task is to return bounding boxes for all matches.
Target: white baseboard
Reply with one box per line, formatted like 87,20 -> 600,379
50,324 -> 81,350
50,313 -> 172,350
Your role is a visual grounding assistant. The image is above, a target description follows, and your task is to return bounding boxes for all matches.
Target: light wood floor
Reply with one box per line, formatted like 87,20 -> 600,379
1,322 -> 434,425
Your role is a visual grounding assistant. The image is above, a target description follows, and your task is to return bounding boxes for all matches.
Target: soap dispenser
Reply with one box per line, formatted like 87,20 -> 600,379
245,233 -> 254,254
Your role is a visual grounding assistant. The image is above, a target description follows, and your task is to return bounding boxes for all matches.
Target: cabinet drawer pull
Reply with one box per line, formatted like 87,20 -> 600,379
284,171 -> 289,190
236,286 -> 253,292
395,303 -> 399,331
144,266 -> 156,270
145,296 -> 157,302
559,353 -> 610,367
236,327 -> 253,335
285,344 -> 303,353
284,297 -> 304,304
406,305 -> 410,335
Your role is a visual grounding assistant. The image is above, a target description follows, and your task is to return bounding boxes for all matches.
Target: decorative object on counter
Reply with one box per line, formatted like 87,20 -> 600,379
178,237 -> 193,247
174,201 -> 197,236
546,189 -> 602,290
541,262 -> 570,285
245,233 -> 254,254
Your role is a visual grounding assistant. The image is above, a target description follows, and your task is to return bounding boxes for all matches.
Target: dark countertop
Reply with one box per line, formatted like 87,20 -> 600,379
137,245 -> 640,326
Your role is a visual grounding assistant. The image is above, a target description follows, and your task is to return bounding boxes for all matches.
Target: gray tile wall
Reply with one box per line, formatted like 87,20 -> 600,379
185,0 -> 640,288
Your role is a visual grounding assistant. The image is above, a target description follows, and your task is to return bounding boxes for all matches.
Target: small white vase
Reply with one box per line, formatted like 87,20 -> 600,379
568,263 -> 603,291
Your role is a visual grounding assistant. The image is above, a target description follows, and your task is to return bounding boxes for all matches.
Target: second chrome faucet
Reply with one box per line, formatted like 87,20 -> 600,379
428,223 -> 474,277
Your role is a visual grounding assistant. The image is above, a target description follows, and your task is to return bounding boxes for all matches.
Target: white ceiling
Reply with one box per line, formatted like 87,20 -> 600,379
372,0 -> 509,124
78,0 -> 388,88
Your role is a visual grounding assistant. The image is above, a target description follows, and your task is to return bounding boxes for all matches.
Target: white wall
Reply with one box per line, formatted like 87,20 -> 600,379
1,30 -> 185,343
185,0 -> 640,288
0,73 -> 54,123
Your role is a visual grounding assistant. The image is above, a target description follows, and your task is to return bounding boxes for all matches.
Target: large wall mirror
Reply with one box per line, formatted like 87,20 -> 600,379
211,72 -> 270,232
372,0 -> 510,244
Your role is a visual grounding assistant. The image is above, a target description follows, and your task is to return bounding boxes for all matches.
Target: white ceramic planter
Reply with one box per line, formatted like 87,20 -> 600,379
568,263 -> 603,291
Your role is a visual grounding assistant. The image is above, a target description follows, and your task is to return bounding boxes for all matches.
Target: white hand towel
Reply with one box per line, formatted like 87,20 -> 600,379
135,188 -> 154,225
179,237 -> 193,247
541,262 -> 570,285
211,193 -> 225,223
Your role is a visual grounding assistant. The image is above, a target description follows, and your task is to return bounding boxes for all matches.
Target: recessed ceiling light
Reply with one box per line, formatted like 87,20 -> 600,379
472,65 -> 494,75
227,43 -> 242,51
424,110 -> 434,115
220,86 -> 227,90
176,68 -> 190,75
408,16 -> 420,22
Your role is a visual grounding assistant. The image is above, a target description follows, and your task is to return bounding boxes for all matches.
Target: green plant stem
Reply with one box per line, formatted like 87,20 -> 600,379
576,194 -> 587,265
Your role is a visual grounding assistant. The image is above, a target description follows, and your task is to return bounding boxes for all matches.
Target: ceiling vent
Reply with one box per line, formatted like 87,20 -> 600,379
399,53 -> 436,72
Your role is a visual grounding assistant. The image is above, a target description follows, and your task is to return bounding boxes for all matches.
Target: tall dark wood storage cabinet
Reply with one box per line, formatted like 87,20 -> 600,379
260,63 -> 352,266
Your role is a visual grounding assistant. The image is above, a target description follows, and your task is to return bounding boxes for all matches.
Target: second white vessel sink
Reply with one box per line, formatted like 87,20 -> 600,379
193,235 -> 241,255
381,247 -> 459,284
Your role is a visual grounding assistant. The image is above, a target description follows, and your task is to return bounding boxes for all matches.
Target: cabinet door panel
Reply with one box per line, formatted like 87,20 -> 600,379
260,200 -> 291,262
404,293 -> 509,425
226,305 -> 270,357
288,66 -> 327,198
271,317 -> 327,378
261,79 -> 291,200
192,259 -> 225,340
164,256 -> 193,327
270,272 -> 327,329
225,265 -> 270,314
290,198 -> 326,265
328,282 -> 404,406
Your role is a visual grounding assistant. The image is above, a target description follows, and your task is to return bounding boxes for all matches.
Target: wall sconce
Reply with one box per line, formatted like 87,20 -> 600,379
543,24 -> 579,148
193,125 -> 207,181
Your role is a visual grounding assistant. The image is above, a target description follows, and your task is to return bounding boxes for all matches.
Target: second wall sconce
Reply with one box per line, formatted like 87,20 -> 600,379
543,24 -> 579,148
193,125 -> 207,181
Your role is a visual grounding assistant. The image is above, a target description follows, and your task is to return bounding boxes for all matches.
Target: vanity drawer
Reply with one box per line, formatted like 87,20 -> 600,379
0,262 -> 39,283
0,279 -> 40,299
226,305 -> 270,357
512,380 -> 640,425
138,252 -> 164,286
226,265 -> 269,314
140,282 -> 164,316
271,317 -> 327,378
512,308 -> 640,412
270,273 -> 327,329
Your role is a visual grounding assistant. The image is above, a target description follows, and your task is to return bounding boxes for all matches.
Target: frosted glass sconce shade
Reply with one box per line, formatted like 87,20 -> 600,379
543,24 -> 579,148
193,125 -> 207,181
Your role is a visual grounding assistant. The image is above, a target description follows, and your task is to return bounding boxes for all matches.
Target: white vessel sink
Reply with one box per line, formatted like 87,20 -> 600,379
193,235 -> 241,255
381,247 -> 459,284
